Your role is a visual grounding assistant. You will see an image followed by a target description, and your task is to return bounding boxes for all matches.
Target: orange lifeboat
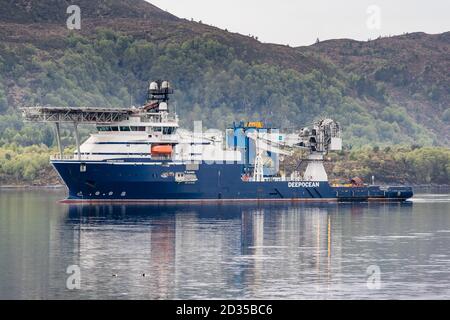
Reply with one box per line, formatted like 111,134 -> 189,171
151,145 -> 173,155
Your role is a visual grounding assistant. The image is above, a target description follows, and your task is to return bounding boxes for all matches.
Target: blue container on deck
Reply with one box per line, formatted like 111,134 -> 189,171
226,122 -> 279,176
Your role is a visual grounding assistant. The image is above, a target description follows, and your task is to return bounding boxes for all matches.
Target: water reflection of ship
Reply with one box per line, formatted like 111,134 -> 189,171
341,201 -> 413,216
66,204 -> 244,298
68,205 -> 178,298
65,202 -> 412,298
240,204 -> 341,293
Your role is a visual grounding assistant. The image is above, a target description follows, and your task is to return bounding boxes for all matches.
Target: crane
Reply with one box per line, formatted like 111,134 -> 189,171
246,118 -> 342,182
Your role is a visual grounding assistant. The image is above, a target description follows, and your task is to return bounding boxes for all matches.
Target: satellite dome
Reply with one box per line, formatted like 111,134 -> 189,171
159,102 -> 168,110
161,81 -> 170,89
149,81 -> 158,90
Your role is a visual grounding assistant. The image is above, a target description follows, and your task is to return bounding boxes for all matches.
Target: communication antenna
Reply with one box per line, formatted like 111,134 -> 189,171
148,80 -> 174,103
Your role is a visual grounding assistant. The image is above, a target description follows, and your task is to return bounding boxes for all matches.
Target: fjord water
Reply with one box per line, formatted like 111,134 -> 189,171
0,189 -> 449,299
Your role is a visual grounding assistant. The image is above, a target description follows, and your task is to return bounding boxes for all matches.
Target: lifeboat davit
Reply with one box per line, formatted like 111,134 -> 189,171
151,145 -> 173,155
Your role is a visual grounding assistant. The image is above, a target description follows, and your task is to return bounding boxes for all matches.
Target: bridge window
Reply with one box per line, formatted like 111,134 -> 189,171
97,126 -> 111,131
111,126 -> 119,131
163,127 -> 175,135
130,126 -> 146,131
120,126 -> 131,131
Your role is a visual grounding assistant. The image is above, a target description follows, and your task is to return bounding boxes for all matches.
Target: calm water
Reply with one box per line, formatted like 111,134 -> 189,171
0,189 -> 450,300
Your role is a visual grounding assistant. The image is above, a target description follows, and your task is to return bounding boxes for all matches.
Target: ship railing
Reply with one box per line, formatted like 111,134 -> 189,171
51,153 -> 161,161
142,113 -> 178,123
50,154 -> 101,161
50,154 -> 77,160
246,176 -> 308,182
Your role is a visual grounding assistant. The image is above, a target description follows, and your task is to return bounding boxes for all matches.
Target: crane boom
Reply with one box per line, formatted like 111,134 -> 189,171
246,118 -> 342,182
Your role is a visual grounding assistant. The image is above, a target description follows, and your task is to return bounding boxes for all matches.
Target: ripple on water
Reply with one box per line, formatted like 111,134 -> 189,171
1,190 -> 450,299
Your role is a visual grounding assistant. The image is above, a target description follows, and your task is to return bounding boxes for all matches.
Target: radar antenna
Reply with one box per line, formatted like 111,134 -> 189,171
144,80 -> 174,111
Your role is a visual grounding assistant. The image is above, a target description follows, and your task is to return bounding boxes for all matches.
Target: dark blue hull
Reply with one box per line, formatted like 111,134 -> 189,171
51,160 -> 413,202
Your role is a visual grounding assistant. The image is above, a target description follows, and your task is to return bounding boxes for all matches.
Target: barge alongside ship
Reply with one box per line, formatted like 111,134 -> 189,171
22,81 -> 413,202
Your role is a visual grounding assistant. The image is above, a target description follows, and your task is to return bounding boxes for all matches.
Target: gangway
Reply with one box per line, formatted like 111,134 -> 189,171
21,105 -> 136,160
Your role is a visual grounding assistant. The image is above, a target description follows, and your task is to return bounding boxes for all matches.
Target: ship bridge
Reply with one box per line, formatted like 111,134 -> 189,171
21,105 -> 136,160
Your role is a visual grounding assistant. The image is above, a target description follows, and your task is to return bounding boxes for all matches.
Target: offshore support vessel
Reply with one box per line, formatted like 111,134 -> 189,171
22,81 -> 413,202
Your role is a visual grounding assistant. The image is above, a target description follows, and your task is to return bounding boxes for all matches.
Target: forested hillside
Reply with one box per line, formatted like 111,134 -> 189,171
0,0 -> 448,185
306,32 -> 450,142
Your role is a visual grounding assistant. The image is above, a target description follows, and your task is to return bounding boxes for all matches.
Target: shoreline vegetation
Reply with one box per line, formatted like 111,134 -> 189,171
0,184 -> 64,189
0,144 -> 448,187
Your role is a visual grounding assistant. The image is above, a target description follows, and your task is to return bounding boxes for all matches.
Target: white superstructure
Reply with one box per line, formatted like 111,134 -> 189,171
23,80 -> 341,182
